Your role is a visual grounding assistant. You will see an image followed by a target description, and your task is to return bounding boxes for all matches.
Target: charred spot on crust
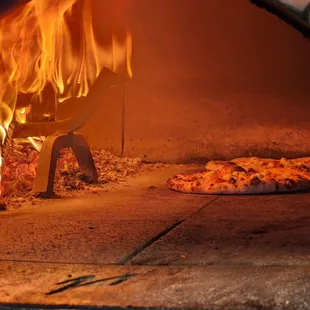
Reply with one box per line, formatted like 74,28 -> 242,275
174,173 -> 185,178
269,178 -> 281,190
247,168 -> 256,173
191,186 -> 199,192
228,177 -> 236,184
250,176 -> 261,185
225,162 -> 237,167
176,184 -> 182,190
285,178 -> 296,189
297,164 -> 309,171
232,165 -> 246,173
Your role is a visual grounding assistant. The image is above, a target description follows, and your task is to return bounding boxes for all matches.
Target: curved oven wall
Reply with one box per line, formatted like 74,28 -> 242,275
76,0 -> 310,163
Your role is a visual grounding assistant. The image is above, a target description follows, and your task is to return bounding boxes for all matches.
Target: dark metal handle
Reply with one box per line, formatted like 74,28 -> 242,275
250,0 -> 310,38
13,68 -> 130,138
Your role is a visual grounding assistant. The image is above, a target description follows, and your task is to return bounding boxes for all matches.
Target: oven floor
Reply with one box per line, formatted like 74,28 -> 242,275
0,166 -> 310,309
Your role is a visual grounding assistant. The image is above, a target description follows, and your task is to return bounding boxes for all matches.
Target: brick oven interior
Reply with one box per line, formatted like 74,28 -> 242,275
1,0 -> 310,309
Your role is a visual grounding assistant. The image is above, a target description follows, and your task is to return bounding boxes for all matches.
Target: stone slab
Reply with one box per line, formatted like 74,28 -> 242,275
0,166 -> 214,264
0,262 -> 310,309
132,193 -> 310,266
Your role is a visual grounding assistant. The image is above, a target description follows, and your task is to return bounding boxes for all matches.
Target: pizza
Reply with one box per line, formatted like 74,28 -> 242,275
167,157 -> 310,195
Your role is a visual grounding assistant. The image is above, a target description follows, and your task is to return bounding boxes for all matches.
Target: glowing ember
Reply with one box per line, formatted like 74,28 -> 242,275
0,0 -> 132,194
0,142 -> 152,210
1,143 -> 145,199
0,137 -> 179,209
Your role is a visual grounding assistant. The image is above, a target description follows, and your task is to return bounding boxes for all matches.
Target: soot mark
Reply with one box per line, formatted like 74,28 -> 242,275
46,273 -> 137,295
250,229 -> 267,235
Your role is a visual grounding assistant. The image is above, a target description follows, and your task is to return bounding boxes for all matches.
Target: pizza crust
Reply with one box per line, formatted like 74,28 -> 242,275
167,156 -> 310,195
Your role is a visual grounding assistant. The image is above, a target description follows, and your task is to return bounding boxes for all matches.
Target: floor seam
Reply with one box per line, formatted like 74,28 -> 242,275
0,258 -> 309,267
117,196 -> 220,265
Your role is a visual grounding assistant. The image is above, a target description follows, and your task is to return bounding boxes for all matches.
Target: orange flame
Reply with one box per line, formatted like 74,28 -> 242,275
0,0 -> 132,142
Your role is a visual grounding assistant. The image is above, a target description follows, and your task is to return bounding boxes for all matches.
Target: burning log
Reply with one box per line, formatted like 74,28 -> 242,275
12,69 -> 129,138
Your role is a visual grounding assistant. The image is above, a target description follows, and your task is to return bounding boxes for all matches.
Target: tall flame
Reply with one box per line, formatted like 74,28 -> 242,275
0,0 -> 131,133
0,0 -> 132,193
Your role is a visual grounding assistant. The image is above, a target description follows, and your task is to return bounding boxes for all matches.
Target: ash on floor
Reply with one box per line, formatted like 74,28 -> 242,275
1,142 -> 183,209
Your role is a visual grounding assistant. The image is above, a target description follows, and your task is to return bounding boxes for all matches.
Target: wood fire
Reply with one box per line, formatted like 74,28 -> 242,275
0,0 -> 132,204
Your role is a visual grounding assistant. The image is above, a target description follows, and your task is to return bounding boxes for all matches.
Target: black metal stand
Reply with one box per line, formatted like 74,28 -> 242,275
34,132 -> 98,198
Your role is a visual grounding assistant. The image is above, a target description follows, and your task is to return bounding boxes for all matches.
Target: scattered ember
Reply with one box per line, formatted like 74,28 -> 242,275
54,148 -> 145,192
0,141 -> 173,209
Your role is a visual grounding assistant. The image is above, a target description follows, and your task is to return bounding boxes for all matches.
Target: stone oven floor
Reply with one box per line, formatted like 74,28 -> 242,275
0,166 -> 310,309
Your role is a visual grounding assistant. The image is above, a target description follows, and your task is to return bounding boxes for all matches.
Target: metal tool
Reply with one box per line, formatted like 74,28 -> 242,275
250,0 -> 310,38
12,68 -> 129,198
